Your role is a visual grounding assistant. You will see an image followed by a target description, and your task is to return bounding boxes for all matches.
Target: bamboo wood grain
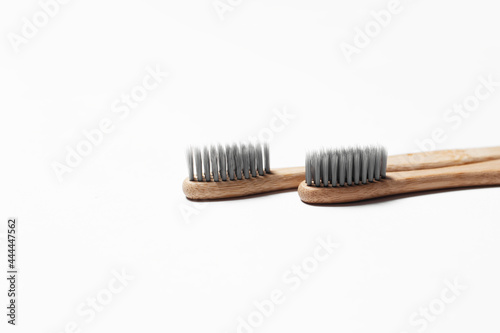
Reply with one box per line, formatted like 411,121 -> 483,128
387,146 -> 500,172
298,159 -> 500,204
183,167 -> 304,200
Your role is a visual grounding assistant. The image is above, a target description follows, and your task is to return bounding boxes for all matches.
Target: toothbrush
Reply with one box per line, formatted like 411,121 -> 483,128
298,146 -> 500,204
183,141 -> 304,200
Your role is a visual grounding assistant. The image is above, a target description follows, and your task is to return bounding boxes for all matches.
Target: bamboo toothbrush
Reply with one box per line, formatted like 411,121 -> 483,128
183,141 -> 304,200
298,146 -> 500,204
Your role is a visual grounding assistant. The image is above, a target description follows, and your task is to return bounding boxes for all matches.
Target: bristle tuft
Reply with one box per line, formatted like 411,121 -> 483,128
187,141 -> 270,182
305,145 -> 388,187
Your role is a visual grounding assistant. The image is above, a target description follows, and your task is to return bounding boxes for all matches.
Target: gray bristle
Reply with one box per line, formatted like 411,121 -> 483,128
322,149 -> 329,187
255,142 -> 264,176
305,152 -> 312,186
233,143 -> 243,180
218,144 -> 227,181
186,146 -> 194,181
313,151 -> 321,187
194,147 -> 202,182
210,145 -> 219,182
330,150 -> 338,187
241,144 -> 250,179
353,151 -> 360,185
305,145 -> 388,187
249,144 -> 257,177
203,147 -> 211,182
338,153 -> 346,186
361,148 -> 368,184
367,146 -> 376,182
374,146 -> 382,181
227,144 -> 235,180
187,141 -> 270,182
348,151 -> 354,185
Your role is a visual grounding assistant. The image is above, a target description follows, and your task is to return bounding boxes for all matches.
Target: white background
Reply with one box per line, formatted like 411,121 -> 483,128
1,0 -> 500,332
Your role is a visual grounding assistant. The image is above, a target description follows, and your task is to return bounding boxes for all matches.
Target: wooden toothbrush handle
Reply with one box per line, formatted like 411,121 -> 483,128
387,146 -> 500,172
182,166 -> 305,200
298,159 -> 500,204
